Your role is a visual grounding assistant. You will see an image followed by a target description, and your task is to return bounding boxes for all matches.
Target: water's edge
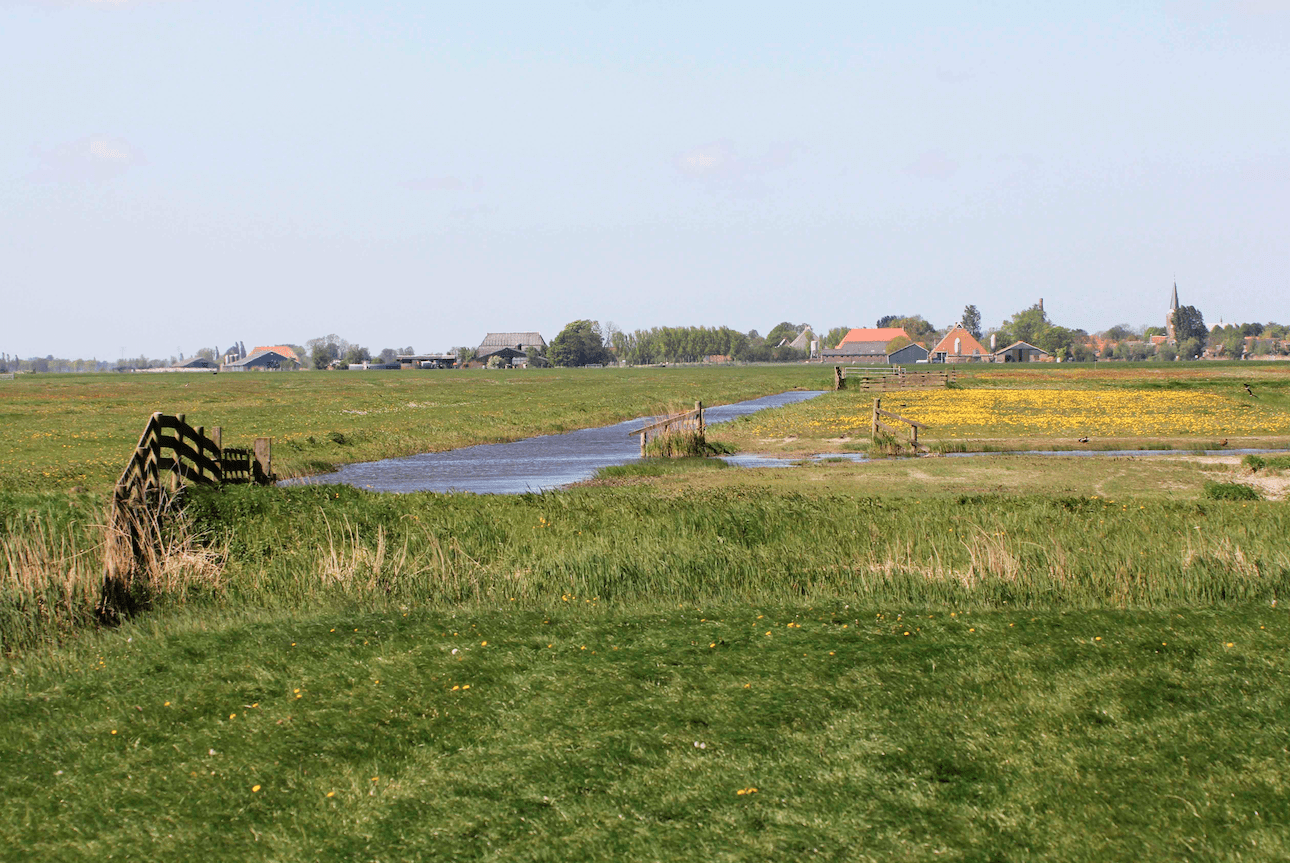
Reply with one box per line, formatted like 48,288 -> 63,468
282,390 -> 826,494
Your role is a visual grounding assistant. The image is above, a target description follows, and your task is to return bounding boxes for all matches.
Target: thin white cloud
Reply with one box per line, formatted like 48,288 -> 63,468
29,135 -> 145,182
673,140 -> 798,193
904,150 -> 959,181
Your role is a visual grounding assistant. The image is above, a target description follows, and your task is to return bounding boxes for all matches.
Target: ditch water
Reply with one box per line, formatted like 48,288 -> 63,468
284,390 -> 827,494
285,389 -> 1290,495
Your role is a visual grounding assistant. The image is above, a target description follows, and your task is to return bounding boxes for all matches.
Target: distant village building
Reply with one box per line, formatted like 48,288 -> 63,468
223,348 -> 299,371
173,356 -> 218,369
475,332 -> 546,367
251,345 -> 300,365
994,340 -> 1049,363
397,353 -> 459,369
931,324 -> 988,363
887,342 -> 929,364
1166,282 -> 1180,344
820,327 -> 912,364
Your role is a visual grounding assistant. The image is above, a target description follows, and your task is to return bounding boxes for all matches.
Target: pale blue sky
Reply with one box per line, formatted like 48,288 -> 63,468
2,1 -> 1287,360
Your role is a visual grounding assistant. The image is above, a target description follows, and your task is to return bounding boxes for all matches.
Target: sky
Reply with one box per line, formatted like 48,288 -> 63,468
2,0 -> 1288,361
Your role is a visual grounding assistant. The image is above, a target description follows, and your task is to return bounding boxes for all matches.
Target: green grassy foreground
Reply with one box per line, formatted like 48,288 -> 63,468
3,603 -> 1286,861
5,365 -> 1290,859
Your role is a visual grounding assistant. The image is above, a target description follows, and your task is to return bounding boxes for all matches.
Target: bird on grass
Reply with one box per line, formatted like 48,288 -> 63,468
1220,438 -> 1228,447
1244,383 -> 1257,398
1078,436 -> 1090,444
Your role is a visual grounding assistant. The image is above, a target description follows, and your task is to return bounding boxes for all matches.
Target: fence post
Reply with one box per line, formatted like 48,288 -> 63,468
834,366 -> 845,390
211,427 -> 223,483
640,431 -> 647,457
871,398 -> 880,437
695,401 -> 704,431
253,438 -> 272,484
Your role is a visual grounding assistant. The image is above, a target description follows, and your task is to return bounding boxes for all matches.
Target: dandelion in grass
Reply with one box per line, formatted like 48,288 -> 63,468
327,791 -> 335,798
252,785 -> 261,793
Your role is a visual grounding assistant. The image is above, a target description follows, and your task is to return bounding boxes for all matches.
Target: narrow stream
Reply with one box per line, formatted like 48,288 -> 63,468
285,390 -> 826,494
286,388 -> 1288,494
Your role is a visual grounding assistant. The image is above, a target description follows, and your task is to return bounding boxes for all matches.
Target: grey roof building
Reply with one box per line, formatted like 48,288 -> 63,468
223,349 -> 298,371
476,332 -> 546,361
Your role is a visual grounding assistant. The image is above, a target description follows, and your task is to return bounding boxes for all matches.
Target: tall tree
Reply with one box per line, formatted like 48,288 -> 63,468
1171,305 -> 1207,346
961,305 -> 982,340
824,326 -> 852,349
548,320 -> 611,367
1003,304 -> 1050,345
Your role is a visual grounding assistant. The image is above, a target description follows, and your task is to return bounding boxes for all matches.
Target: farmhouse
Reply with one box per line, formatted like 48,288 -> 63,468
888,342 -> 930,364
994,341 -> 1050,363
476,332 -> 546,366
397,353 -> 459,369
223,348 -> 299,371
820,327 -> 912,364
173,356 -> 218,369
931,325 -> 989,363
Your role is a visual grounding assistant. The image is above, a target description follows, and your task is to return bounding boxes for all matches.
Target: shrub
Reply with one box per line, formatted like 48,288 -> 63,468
1202,480 -> 1260,501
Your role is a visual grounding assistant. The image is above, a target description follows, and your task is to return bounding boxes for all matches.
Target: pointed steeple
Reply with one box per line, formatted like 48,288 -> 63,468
1170,281 -> 1179,311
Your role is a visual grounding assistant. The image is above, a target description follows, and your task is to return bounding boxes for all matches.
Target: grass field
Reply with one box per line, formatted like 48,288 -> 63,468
0,365 -> 827,492
3,603 -> 1286,861
710,363 -> 1290,455
3,364 -> 1290,859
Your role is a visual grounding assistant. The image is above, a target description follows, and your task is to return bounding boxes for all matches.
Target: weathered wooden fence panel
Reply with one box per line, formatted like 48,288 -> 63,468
104,413 -> 274,615
628,401 -> 705,456
870,398 -> 928,453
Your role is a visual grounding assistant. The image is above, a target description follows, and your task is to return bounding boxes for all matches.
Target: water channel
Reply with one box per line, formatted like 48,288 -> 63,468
286,390 -> 826,494
286,389 -> 1288,494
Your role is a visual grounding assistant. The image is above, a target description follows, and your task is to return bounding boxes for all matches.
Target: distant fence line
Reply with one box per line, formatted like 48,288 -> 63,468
834,366 -> 955,391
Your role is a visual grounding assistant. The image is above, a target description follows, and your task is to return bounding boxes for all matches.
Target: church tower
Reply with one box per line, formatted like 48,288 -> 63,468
1166,282 -> 1179,343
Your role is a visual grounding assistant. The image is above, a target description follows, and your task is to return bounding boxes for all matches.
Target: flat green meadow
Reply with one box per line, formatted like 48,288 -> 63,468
4,603 -> 1286,861
3,364 -> 1290,860
0,365 -> 826,492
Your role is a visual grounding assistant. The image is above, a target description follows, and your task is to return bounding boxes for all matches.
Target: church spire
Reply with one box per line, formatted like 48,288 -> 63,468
1170,281 -> 1179,311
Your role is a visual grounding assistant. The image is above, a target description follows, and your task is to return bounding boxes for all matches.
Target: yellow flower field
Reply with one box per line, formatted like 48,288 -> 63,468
741,388 -> 1290,440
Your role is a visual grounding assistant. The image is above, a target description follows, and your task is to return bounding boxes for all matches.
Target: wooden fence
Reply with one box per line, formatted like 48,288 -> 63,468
834,365 -> 955,391
628,401 -> 705,456
0,372 -> 14,381
113,412 -> 272,507
102,413 -> 274,617
870,397 -> 928,453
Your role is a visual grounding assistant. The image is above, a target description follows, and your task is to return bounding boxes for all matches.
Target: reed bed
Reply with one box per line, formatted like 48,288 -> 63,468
181,484 -> 1289,612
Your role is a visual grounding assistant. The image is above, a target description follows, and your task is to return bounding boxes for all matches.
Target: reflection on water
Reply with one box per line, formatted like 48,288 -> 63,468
284,390 -> 826,494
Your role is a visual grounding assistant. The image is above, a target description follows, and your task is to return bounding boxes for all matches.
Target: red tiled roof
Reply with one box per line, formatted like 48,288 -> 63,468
252,346 -> 299,362
835,328 -> 910,349
931,325 -> 987,357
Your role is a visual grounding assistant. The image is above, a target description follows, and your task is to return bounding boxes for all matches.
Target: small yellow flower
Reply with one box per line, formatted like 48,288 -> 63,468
229,713 -> 236,719
252,785 -> 261,793
327,791 -> 335,798
111,730 -> 117,735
